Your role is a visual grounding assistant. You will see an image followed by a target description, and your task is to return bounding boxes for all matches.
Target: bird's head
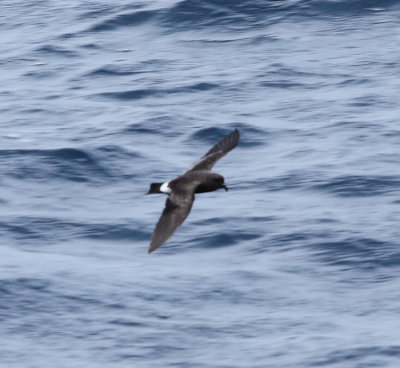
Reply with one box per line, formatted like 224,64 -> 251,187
209,174 -> 228,191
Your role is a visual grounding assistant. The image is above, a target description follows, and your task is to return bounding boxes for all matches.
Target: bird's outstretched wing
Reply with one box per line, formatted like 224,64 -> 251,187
148,192 -> 194,253
186,129 -> 240,173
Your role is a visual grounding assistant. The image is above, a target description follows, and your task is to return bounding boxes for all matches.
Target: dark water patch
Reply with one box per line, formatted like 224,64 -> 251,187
43,94 -> 62,100
310,237 -> 400,270
189,124 -> 266,148
88,10 -> 157,32
0,221 -> 44,241
268,63 -> 349,79
273,232 -> 314,244
259,80 -> 309,89
82,222 -> 149,242
99,89 -> 156,101
305,0 -> 400,18
337,78 -> 371,87
84,223 -> 149,242
190,126 -> 235,144
107,303 -> 126,310
256,232 -> 315,253
0,148 -> 111,183
85,65 -> 146,77
348,94 -> 388,108
62,293 -> 101,306
193,215 -> 276,226
309,345 -> 400,366
328,120 -> 383,131
35,45 -> 79,58
94,145 -> 141,159
86,59 -> 170,78
0,218 -> 70,244
20,108 -> 49,114
163,0 -> 293,31
249,230 -> 337,255
0,278 -> 52,319
193,231 -> 261,249
98,82 -> 219,101
109,319 -> 145,328
23,69 -> 59,79
123,124 -> 158,135
0,278 -> 51,295
312,175 -> 400,197
383,129 -> 400,138
161,0 -> 395,33
0,277 -> 106,326
184,82 -> 218,92
160,0 -> 400,31
57,32 -> 78,40
194,284 -> 252,305
155,231 -> 261,254
76,4 -> 116,21
79,43 -> 103,50
255,172 -> 310,192
0,56 -> 37,67
0,217 -> 149,245
89,145 -> 142,180
122,115 -> 186,138
93,144 -> 142,166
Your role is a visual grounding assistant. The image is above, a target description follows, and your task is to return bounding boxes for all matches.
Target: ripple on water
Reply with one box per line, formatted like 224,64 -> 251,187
0,147 -> 143,183
88,9 -> 158,32
310,237 -> 400,270
0,217 -> 149,245
97,82 -> 219,101
312,175 -> 400,197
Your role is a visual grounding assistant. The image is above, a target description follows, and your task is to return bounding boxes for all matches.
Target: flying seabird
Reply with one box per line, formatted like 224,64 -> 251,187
147,129 -> 240,253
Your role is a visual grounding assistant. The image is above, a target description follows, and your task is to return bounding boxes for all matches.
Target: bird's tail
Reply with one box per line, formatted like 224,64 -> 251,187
147,183 -> 163,194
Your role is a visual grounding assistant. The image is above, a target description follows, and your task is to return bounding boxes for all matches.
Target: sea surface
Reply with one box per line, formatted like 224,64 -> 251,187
1,0 -> 400,367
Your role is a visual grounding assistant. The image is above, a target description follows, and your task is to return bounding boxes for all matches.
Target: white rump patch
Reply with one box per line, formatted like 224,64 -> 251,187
160,182 -> 172,194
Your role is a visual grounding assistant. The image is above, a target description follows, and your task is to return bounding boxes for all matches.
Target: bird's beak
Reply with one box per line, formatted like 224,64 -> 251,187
222,184 -> 228,191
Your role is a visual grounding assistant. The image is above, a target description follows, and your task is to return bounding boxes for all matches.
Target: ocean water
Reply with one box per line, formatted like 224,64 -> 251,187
1,0 -> 400,366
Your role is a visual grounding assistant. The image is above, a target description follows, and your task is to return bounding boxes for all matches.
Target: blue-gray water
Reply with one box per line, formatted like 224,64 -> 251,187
2,0 -> 400,367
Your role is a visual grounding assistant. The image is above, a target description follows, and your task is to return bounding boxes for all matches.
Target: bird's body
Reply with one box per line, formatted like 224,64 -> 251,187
147,129 -> 240,253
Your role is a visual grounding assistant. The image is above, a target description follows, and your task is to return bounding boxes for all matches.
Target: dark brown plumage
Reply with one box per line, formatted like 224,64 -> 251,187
147,129 -> 240,253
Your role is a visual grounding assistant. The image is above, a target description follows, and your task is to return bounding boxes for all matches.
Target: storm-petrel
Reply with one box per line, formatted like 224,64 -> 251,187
147,129 -> 240,253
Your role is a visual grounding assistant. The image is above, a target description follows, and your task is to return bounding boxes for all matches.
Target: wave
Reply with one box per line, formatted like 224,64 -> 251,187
188,124 -> 266,147
97,82 -> 219,101
310,237 -> 400,270
88,9 -> 157,32
0,148 -> 108,183
253,173 -> 400,197
161,0 -> 399,32
61,0 -> 400,40
305,0 -> 400,16
0,146 -> 140,183
312,175 -> 400,197
309,345 -> 400,366
34,45 -> 80,58
192,231 -> 261,250
0,216 -> 149,245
